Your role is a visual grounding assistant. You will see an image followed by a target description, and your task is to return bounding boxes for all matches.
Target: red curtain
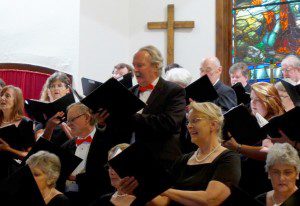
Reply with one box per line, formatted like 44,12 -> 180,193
0,69 -> 50,100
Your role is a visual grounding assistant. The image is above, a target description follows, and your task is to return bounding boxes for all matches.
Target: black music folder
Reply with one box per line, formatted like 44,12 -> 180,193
81,77 -> 103,96
22,138 -> 82,190
263,106 -> 300,141
81,77 -> 145,118
185,75 -> 219,103
108,142 -> 175,205
0,165 -> 46,206
24,93 -> 75,124
81,73 -> 133,96
281,80 -> 300,107
232,82 -> 251,105
117,72 -> 133,89
223,104 -> 266,145
282,189 -> 300,206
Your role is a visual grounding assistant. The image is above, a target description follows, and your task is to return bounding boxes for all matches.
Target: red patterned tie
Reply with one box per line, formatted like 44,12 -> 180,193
76,136 -> 92,146
138,84 -> 154,92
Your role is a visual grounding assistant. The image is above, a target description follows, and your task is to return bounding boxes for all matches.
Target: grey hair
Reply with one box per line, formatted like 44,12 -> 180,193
138,45 -> 164,76
200,56 -> 221,68
229,62 -> 249,77
265,143 -> 300,173
26,151 -> 61,188
165,68 -> 192,88
40,72 -> 70,102
281,55 -> 300,68
67,102 -> 96,126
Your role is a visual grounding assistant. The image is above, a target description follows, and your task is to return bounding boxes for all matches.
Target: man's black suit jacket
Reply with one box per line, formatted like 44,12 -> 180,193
214,80 -> 237,112
109,77 -> 186,166
62,128 -> 112,203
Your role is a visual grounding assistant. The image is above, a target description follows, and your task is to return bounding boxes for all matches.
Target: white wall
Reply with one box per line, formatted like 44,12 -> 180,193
0,0 -> 80,80
80,0 -> 216,88
0,0 -> 215,93
79,0 -> 131,86
128,0 -> 216,81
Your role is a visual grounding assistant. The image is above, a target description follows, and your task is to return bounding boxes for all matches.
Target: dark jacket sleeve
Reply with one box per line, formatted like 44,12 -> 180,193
133,85 -> 186,140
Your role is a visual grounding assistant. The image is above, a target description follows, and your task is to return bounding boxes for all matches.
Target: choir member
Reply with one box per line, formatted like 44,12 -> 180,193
26,150 -> 69,206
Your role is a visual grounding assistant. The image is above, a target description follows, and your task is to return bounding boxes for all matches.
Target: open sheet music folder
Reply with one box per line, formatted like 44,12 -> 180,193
81,77 -> 145,119
223,104 -> 266,145
108,142 -> 174,205
25,93 -> 75,124
185,75 -> 219,103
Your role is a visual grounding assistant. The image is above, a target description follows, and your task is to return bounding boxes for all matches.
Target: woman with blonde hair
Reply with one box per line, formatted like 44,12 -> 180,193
153,102 -> 241,205
26,150 -> 69,205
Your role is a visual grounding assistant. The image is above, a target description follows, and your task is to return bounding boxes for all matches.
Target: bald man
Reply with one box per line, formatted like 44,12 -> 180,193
200,57 -> 237,112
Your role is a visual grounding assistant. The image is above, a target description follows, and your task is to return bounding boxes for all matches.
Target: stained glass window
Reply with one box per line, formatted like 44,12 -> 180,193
232,0 -> 300,83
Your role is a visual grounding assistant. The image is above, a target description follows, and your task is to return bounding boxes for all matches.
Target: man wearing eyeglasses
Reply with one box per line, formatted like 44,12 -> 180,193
281,55 -> 300,84
43,102 -> 112,206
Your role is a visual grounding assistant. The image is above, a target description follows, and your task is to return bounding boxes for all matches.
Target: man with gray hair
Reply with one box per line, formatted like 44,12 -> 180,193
281,55 -> 300,83
200,56 -> 237,112
44,103 -> 112,206
108,45 -> 186,168
229,62 -> 251,93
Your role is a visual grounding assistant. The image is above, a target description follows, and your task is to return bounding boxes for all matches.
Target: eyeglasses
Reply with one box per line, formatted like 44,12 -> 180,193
282,66 -> 295,73
66,113 -> 86,124
49,83 -> 67,90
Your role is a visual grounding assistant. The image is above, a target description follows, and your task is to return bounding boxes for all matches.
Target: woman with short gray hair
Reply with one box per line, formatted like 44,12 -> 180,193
256,143 -> 300,206
26,150 -> 69,206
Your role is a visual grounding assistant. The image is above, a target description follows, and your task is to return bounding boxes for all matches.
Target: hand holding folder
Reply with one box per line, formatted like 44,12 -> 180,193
108,142 -> 174,205
25,93 -> 75,124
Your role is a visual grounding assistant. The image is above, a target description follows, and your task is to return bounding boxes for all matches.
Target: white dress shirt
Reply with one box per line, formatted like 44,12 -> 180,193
65,127 -> 96,192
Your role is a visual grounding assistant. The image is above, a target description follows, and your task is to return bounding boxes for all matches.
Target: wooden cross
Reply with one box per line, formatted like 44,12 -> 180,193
147,4 -> 195,65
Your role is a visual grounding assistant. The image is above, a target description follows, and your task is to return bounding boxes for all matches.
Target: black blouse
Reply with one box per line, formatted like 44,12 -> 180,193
169,150 -> 241,205
47,194 -> 70,206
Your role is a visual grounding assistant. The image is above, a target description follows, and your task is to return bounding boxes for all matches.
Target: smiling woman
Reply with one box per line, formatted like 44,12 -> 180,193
150,102 -> 241,206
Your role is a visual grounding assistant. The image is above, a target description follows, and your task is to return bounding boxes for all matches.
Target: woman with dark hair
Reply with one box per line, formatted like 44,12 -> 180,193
35,72 -> 73,146
0,85 -> 35,179
40,72 -> 71,102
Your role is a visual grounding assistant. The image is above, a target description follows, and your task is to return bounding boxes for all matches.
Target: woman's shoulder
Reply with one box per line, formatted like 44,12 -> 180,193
214,149 -> 240,162
48,194 -> 69,206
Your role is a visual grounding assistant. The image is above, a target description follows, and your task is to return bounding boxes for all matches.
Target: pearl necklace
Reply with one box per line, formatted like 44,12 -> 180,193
195,144 -> 221,163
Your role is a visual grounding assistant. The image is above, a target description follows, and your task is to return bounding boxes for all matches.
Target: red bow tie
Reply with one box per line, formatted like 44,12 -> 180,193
76,136 -> 92,146
138,84 -> 154,92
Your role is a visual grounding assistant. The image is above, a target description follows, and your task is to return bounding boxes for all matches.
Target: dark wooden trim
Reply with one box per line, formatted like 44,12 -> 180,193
216,0 -> 232,85
0,63 -> 72,83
